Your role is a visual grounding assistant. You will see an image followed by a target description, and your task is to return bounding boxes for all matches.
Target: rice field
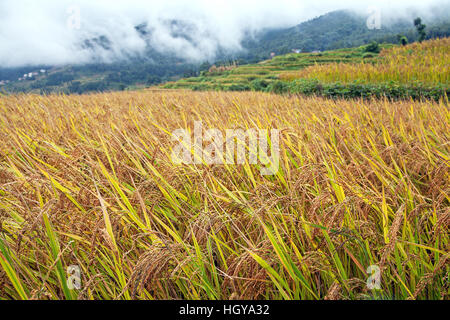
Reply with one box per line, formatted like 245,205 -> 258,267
0,90 -> 448,300
281,38 -> 450,85
163,47 -> 378,91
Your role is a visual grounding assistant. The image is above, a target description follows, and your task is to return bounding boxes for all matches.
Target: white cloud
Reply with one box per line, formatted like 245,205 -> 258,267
0,0 -> 447,67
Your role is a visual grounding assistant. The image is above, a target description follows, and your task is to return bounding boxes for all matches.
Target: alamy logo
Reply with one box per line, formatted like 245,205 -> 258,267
171,121 -> 280,176
67,265 -> 81,290
67,6 -> 81,30
367,6 -> 381,30
366,265 -> 381,290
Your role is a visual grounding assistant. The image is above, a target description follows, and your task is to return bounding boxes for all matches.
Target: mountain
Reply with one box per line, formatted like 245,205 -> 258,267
1,10 -> 449,94
239,10 -> 450,62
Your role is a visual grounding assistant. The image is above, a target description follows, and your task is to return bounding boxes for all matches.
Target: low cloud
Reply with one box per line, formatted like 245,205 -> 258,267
0,0 -> 447,67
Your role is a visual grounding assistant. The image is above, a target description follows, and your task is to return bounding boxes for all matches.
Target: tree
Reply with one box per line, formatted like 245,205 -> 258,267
414,17 -> 427,42
397,34 -> 409,46
364,41 -> 380,53
199,61 -> 212,72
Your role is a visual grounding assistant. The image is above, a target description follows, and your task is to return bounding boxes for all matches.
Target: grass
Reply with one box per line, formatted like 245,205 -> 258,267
0,90 -> 448,300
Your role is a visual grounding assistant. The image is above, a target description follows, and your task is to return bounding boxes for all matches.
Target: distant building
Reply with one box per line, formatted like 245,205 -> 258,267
40,69 -> 46,73
292,49 -> 301,54
270,52 -> 276,59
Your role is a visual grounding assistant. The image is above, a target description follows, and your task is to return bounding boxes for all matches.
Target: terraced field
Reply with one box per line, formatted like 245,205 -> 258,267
163,39 -> 449,101
281,38 -> 450,85
163,46 -> 383,91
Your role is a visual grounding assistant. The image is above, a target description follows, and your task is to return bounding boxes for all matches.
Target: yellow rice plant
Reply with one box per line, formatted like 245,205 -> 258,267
281,38 -> 450,85
0,91 -> 448,300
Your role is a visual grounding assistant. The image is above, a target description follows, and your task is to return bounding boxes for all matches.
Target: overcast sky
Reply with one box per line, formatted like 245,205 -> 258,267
0,0 -> 447,67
